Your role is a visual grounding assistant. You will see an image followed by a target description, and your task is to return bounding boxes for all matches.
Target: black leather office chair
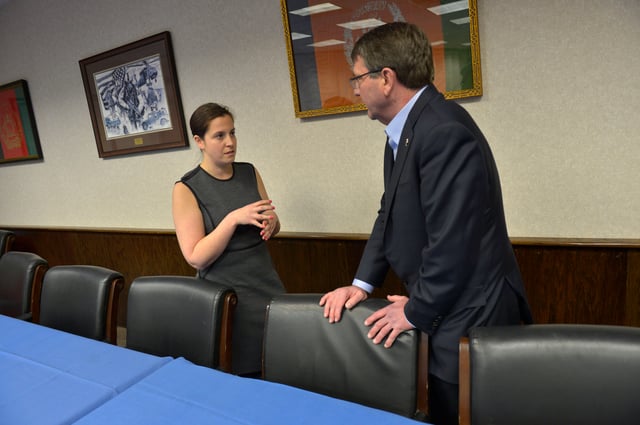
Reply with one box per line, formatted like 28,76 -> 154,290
459,324 -> 640,425
263,293 -> 429,420
0,251 -> 48,320
37,265 -> 124,344
126,276 -> 237,372
0,230 -> 15,256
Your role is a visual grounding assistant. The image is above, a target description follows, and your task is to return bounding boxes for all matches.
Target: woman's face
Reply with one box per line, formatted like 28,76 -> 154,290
196,114 -> 237,168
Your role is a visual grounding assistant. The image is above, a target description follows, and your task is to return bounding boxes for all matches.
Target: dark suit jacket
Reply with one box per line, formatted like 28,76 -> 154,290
355,85 -> 532,383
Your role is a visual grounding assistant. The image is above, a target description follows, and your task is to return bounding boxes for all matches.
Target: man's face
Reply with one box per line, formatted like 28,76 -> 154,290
351,56 -> 387,123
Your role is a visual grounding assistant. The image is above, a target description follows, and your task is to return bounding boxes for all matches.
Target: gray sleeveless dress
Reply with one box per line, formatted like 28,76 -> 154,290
179,162 -> 285,375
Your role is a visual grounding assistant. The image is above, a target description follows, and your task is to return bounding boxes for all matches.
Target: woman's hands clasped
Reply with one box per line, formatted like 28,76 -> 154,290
230,199 -> 279,240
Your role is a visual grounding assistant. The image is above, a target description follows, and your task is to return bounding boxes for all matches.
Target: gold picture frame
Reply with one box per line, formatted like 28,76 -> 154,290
281,0 -> 482,118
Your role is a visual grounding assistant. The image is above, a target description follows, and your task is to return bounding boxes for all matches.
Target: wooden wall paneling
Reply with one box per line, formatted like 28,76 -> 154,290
627,250 -> 640,327
6,227 -> 640,328
267,237 -> 406,297
514,246 -> 627,326
11,228 -> 195,326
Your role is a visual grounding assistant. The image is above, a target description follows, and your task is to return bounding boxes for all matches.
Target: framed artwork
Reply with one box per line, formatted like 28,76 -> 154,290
280,0 -> 482,118
0,79 -> 43,165
79,31 -> 188,158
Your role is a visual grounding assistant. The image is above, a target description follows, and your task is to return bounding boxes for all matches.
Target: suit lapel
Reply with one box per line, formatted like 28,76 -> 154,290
383,137 -> 394,186
382,87 -> 437,228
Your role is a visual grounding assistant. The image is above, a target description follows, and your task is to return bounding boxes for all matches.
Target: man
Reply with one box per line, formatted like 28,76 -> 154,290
320,22 -> 532,425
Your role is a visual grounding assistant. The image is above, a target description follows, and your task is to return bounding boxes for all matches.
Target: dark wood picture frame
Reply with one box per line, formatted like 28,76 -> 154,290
0,79 -> 43,165
79,32 -> 188,158
280,0 -> 482,118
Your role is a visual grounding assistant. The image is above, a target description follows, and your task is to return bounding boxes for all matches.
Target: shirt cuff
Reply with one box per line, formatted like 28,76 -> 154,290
352,278 -> 375,294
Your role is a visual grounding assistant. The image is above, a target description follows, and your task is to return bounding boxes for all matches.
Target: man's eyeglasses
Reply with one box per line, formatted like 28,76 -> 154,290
349,69 -> 383,89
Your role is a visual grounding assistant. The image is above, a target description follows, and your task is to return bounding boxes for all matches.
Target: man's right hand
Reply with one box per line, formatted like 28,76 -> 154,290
319,286 -> 368,323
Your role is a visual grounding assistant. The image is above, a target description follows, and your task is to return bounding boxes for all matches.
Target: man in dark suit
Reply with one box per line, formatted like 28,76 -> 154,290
320,22 -> 532,425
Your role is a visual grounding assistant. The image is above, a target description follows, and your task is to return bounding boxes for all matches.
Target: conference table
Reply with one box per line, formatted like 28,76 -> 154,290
0,314 -> 171,424
1,315 -> 424,425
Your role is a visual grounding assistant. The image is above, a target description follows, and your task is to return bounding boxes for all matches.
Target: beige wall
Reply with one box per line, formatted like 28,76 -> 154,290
1,0 -> 638,237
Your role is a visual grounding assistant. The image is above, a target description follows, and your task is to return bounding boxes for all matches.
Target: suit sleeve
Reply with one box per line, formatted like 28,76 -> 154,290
404,122 -> 488,333
354,191 -> 390,287
354,143 -> 395,287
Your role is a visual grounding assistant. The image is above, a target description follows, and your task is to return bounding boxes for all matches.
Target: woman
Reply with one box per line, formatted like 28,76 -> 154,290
172,102 -> 285,375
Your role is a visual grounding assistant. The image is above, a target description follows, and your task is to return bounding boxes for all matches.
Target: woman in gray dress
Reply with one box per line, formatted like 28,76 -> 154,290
172,103 -> 285,376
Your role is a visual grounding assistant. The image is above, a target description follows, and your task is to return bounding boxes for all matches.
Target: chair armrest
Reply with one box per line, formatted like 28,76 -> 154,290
218,291 -> 238,373
105,277 -> 125,344
416,332 -> 430,419
458,337 -> 471,425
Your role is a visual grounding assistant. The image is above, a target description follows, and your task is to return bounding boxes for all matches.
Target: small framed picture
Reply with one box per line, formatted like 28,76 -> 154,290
0,79 -> 43,165
79,31 -> 188,158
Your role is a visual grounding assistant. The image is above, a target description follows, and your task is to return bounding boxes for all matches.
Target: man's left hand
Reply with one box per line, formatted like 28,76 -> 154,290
364,295 -> 414,348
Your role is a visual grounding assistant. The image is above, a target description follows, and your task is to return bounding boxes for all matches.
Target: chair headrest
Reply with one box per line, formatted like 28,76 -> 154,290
468,324 -> 640,424
264,293 -> 422,417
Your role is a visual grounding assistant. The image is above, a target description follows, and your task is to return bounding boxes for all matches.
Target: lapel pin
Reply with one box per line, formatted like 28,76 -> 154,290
404,138 -> 409,147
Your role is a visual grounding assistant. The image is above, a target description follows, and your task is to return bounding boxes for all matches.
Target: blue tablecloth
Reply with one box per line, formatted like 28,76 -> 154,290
0,314 -> 170,425
0,351 -> 116,424
1,314 -> 425,425
75,357 -> 420,425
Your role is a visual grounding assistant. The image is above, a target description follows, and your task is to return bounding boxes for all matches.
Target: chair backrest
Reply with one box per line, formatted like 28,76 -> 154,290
459,324 -> 640,425
126,275 -> 237,372
0,230 -> 15,256
0,251 -> 48,320
38,265 -> 124,343
262,293 -> 429,419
